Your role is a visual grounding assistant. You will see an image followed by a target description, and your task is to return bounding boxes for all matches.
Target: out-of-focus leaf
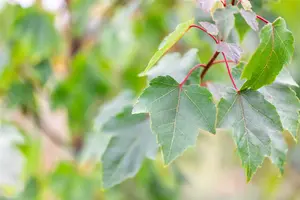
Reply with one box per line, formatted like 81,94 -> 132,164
216,42 -> 243,63
102,107 -> 157,189
13,8 -> 60,62
275,68 -> 299,87
213,6 -> 239,39
50,162 -> 99,200
133,76 -> 216,164
52,52 -> 110,132
235,14 -> 251,41
217,89 -> 287,180
33,60 -> 52,86
241,17 -> 295,90
71,0 -> 96,37
199,22 -> 219,35
93,91 -> 134,131
196,0 -> 218,12
0,47 -> 16,93
6,81 -> 36,111
15,178 -> 40,200
232,62 -> 247,89
0,5 -> 20,41
206,82 -> 228,101
0,124 -> 25,189
240,9 -> 259,31
145,49 -> 198,83
140,19 -> 194,75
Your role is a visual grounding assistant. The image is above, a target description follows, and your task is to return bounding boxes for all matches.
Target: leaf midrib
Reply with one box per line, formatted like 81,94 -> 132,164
247,25 -> 276,88
166,87 -> 181,162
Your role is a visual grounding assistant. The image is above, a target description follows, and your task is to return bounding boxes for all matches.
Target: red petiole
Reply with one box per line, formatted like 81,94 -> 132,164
189,25 -> 219,44
182,3 -> 270,92
179,60 -> 237,88
179,64 -> 206,88
222,53 -> 239,92
256,15 -> 270,24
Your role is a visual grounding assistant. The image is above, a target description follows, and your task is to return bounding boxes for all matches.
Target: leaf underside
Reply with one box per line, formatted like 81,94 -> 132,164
102,108 -> 157,189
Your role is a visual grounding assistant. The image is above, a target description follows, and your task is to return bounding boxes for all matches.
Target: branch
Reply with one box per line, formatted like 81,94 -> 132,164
222,53 -> 239,92
189,25 -> 219,44
179,60 -> 237,87
34,114 -> 70,149
257,15 -> 270,24
200,51 -> 220,81
179,64 -> 206,88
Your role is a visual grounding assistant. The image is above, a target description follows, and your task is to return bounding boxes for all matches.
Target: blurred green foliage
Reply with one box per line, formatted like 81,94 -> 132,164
1,0 -> 300,199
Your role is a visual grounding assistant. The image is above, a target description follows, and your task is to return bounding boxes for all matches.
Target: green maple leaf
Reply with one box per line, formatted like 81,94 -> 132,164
233,65 -> 300,141
217,89 -> 287,180
101,108 -> 157,189
133,76 -> 216,164
241,17 -> 294,90
50,163 -> 98,200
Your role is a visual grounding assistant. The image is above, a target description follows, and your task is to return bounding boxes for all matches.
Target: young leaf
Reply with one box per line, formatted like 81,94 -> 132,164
196,0 -> 218,12
140,19 -> 194,75
241,17 -> 295,90
217,89 -> 287,180
80,91 -> 134,164
133,76 -> 216,164
216,42 -> 243,63
101,108 -> 157,189
213,6 -> 239,40
240,9 -> 259,31
199,22 -> 219,35
260,84 -> 300,141
241,0 -> 252,10
145,49 -> 198,83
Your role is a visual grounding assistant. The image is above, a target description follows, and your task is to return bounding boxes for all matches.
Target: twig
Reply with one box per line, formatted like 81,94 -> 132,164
222,53 -> 239,92
189,25 -> 219,44
179,64 -> 206,87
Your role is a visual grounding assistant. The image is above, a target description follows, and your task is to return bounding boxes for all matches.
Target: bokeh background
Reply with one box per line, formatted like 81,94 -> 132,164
1,0 -> 300,199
